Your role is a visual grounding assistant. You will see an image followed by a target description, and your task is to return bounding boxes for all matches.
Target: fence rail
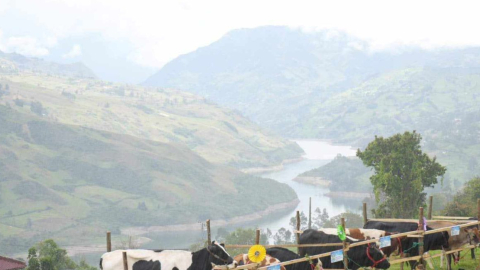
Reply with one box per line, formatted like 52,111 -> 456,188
106,196 -> 480,270
213,197 -> 480,270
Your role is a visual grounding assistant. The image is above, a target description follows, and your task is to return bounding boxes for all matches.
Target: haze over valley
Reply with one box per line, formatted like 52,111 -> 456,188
2,2 -> 480,268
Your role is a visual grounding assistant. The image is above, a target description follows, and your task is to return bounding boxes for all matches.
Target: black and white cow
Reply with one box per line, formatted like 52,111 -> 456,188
364,221 -> 450,270
299,229 -> 390,269
266,247 -> 320,270
100,241 -> 236,270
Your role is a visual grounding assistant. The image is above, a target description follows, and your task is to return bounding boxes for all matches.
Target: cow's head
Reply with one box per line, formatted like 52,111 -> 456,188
208,241 -> 237,268
465,227 -> 480,246
364,244 -> 390,269
383,234 -> 406,257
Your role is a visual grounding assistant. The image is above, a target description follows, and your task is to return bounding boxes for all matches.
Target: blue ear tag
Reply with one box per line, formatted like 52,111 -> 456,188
330,250 -> 343,263
451,226 -> 460,236
267,265 -> 281,270
380,236 -> 391,248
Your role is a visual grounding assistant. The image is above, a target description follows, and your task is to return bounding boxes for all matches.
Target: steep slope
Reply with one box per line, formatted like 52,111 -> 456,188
0,55 -> 302,169
297,155 -> 372,193
0,50 -> 96,79
144,26 -> 375,132
0,106 -> 298,254
144,26 -> 480,137
303,67 -> 480,184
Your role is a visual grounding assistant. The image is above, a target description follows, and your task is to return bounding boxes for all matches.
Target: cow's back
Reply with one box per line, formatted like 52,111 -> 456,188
299,229 -> 348,269
364,221 -> 417,232
266,247 -> 313,270
234,254 -> 285,270
101,250 -> 193,270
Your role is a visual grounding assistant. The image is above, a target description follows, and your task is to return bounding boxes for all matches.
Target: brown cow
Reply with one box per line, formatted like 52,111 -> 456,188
234,254 -> 286,270
426,220 -> 480,268
318,228 -> 403,257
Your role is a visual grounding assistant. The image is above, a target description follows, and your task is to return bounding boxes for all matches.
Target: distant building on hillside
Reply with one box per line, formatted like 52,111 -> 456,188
0,256 -> 26,270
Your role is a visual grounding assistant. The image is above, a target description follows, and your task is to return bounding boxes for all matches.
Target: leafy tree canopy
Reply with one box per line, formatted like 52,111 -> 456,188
26,239 -> 96,270
357,131 -> 446,218
444,176 -> 480,217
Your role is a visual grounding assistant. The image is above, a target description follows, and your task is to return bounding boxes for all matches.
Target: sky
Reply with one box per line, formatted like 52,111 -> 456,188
1,0 -> 480,82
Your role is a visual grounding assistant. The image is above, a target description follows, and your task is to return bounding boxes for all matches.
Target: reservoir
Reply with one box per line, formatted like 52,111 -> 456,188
76,140 -> 361,263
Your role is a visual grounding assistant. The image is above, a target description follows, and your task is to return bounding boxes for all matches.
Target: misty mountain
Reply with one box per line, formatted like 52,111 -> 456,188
144,26 -> 480,137
145,25 -> 480,185
0,50 -> 97,79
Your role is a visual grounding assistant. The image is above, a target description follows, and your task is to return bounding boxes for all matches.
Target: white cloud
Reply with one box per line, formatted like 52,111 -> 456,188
0,29 -> 5,52
3,0 -> 480,67
62,44 -> 81,58
4,36 -> 49,57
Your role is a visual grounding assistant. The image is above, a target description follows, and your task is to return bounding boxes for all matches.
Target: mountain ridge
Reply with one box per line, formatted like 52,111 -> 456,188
144,26 -> 480,137
0,50 -> 97,79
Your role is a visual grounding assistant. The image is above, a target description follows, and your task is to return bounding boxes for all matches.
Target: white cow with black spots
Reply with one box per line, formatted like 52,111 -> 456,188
100,241 -> 236,270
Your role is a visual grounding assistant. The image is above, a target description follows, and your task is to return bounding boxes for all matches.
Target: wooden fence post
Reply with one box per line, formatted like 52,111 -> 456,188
308,197 -> 312,229
106,231 -> 112,252
255,229 -> 260,245
362,202 -> 368,226
206,219 -> 212,245
476,198 -> 480,263
296,211 -> 301,255
122,251 -> 128,270
418,207 -> 425,269
473,197 -> 478,259
341,217 -> 348,270
428,196 -> 433,220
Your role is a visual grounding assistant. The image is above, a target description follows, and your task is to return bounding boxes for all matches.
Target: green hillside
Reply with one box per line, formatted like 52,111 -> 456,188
0,106 -> 297,255
0,53 -> 302,169
144,26 -> 480,139
302,67 -> 480,185
299,155 -> 372,192
144,24 -> 480,186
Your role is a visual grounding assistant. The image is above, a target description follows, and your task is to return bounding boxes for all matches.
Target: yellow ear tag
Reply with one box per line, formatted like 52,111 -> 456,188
248,245 -> 266,263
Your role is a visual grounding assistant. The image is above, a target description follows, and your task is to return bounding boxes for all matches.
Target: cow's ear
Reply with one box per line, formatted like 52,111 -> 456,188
212,240 -> 217,245
220,243 -> 225,247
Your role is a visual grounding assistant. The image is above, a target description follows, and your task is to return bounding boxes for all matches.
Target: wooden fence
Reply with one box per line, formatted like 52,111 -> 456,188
106,197 -> 480,270
213,197 -> 480,270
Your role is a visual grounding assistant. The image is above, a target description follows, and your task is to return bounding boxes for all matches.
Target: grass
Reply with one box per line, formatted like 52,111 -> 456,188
0,106 -> 298,256
386,248 -> 480,270
0,70 -> 302,169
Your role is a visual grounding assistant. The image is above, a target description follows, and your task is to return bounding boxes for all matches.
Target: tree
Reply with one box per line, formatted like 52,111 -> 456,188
289,211 -> 308,231
312,208 -> 330,228
224,228 -> 269,255
273,227 -> 293,245
26,247 -> 40,270
30,101 -> 44,116
357,131 -> 446,218
444,177 -> 480,217
76,258 -> 97,270
39,258 -> 54,270
14,98 -> 24,107
216,227 -> 229,242
37,239 -> 76,270
323,212 -> 364,228
26,239 -> 96,270
137,201 -> 148,211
